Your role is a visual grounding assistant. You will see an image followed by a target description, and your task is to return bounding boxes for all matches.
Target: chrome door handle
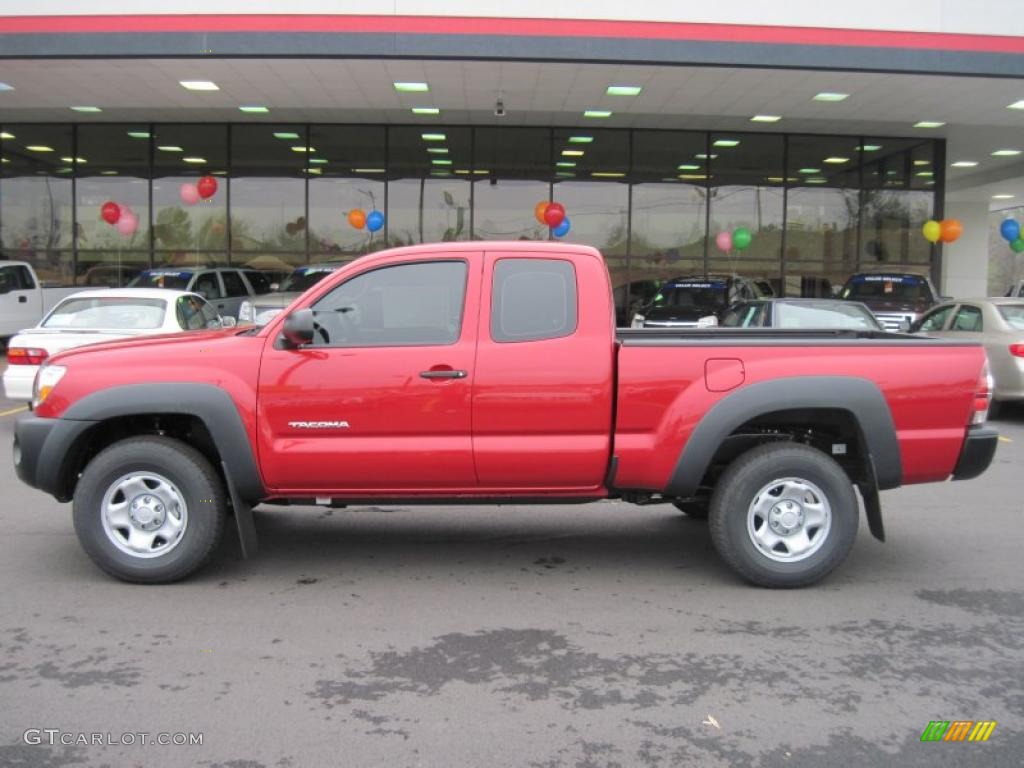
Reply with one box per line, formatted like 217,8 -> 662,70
420,369 -> 468,379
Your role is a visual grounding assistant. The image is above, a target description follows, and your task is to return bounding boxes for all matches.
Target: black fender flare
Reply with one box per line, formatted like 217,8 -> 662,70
59,383 -> 266,504
664,376 -> 901,498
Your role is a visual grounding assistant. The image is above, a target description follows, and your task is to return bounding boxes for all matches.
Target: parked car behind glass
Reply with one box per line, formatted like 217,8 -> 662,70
722,299 -> 883,331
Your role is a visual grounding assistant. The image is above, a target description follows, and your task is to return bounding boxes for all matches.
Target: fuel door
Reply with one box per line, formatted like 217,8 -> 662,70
705,358 -> 745,392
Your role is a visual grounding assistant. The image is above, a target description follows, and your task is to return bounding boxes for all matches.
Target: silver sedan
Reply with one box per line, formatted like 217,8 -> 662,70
912,298 -> 1024,416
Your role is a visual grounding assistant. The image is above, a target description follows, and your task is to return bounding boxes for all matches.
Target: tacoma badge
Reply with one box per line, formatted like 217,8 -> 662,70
288,421 -> 350,429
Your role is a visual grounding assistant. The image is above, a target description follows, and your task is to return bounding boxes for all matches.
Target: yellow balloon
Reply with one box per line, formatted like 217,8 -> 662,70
922,220 -> 942,243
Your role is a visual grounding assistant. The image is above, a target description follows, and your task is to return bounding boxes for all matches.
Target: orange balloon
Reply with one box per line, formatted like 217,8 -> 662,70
348,208 -> 367,229
534,201 -> 550,225
940,219 -> 963,243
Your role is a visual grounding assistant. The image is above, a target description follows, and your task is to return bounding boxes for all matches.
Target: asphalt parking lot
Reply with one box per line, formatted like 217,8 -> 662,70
0,377 -> 1021,768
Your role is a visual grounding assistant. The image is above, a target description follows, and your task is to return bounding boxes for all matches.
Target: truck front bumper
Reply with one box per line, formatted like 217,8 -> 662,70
951,425 -> 999,481
14,413 -> 93,501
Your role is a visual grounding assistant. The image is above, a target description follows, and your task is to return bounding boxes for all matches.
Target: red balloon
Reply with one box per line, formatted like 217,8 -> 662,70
940,219 -> 963,243
100,201 -> 121,225
543,202 -> 566,228
197,175 -> 218,199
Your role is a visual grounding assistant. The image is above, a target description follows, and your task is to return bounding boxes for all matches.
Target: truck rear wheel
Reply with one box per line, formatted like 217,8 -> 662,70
708,443 -> 858,588
73,436 -> 226,583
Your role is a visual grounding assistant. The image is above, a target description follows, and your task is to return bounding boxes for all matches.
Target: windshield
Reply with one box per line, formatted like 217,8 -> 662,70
652,280 -> 728,310
130,270 -> 193,291
43,297 -> 166,330
775,302 -> 880,330
279,266 -> 338,293
841,275 -> 931,302
997,304 -> 1024,330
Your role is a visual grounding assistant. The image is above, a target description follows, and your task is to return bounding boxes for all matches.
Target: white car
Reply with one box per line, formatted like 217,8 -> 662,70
3,288 -> 233,402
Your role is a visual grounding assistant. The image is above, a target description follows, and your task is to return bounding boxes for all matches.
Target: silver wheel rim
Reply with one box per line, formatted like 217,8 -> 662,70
746,476 -> 831,563
100,472 -> 188,559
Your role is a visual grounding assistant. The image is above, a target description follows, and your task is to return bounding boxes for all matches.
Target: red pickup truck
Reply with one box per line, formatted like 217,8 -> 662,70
13,242 -> 998,587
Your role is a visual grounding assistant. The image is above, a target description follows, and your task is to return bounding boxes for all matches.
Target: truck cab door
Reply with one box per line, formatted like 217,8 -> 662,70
0,264 -> 42,336
256,255 -> 481,493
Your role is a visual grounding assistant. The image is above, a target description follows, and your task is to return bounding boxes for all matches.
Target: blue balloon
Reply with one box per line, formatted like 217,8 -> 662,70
552,217 -> 571,238
1000,218 -> 1020,243
366,210 -> 385,233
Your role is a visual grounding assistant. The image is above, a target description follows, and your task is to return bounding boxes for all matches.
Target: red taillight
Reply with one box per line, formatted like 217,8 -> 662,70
1010,343 -> 1024,358
970,359 -> 993,425
7,347 -> 49,365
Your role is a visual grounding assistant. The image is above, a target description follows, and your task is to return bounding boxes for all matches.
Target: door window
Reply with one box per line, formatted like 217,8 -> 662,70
916,305 -> 954,332
243,270 -> 273,294
176,296 -> 223,330
193,272 -> 223,300
311,260 -> 467,346
222,270 -> 249,297
950,305 -> 983,332
491,258 -> 577,342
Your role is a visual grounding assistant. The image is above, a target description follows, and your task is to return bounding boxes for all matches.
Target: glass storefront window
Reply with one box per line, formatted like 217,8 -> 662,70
388,126 -> 472,246
0,124 -> 75,285
152,124 -> 228,270
473,128 -> 551,240
230,124 -> 306,264
308,126 -> 386,260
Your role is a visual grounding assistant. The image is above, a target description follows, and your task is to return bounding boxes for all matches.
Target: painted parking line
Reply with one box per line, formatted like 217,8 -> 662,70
0,406 -> 28,417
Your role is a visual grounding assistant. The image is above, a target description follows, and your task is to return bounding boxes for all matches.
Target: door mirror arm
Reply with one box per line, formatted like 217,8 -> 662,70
281,308 -> 315,348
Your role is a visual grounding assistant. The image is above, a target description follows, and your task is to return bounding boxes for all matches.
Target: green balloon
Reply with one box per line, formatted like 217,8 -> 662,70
733,227 -> 753,251
1012,238 -> 1024,253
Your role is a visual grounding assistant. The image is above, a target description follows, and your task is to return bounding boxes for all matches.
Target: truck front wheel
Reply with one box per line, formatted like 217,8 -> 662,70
708,443 -> 858,588
73,436 -> 226,583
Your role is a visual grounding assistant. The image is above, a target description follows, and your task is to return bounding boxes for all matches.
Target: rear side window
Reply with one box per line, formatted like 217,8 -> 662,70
491,258 -> 577,343
951,305 -> 983,332
0,265 -> 36,290
244,270 -> 272,294
222,271 -> 248,297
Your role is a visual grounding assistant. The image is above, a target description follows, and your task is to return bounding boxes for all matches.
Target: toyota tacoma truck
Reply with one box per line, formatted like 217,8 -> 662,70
13,242 -> 998,587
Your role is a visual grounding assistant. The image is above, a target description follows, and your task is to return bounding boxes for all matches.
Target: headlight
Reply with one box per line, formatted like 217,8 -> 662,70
33,364 -> 67,409
239,301 -> 254,323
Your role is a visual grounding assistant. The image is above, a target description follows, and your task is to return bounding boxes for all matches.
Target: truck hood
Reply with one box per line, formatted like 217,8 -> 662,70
49,328 -> 242,364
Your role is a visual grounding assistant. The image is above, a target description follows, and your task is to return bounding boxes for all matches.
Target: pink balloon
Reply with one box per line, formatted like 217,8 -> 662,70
116,212 -> 139,236
715,231 -> 733,253
179,183 -> 200,205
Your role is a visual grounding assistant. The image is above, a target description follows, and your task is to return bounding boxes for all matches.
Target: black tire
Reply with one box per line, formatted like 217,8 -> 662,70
73,436 -> 226,583
672,500 -> 709,520
708,443 -> 858,588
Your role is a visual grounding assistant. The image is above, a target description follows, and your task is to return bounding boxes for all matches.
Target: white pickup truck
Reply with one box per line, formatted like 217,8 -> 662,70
0,261 -> 82,340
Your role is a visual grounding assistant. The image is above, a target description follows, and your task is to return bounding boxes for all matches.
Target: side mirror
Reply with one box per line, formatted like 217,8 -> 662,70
219,315 -> 237,329
897,319 -> 912,333
281,308 -> 315,347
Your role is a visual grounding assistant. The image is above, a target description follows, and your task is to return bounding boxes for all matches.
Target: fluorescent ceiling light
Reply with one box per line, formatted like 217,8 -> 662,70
562,150 -> 584,157
606,85 -> 642,96
713,139 -> 740,147
678,174 -> 708,181
179,80 -> 219,91
100,170 -> 118,175
351,168 -> 385,173
1007,100 -> 1024,110
426,148 -> 448,154
556,172 -> 575,178
950,161 -> 978,168
239,106 -> 269,113
183,157 -> 206,164
0,82 -> 14,91
0,131 -> 15,139
914,121 -> 945,128
308,158 -> 328,164
824,157 -> 849,164
813,92 -> 849,102
454,170 -> 470,175
473,170 -> 488,175
913,160 -> 930,166
26,145 -> 54,152
806,178 -> 828,184
421,133 -> 446,141
992,194 -> 1015,199
127,131 -> 150,139
411,107 -> 440,115
568,136 -> 593,144
915,171 -> 933,177
60,156 -> 86,164
394,82 -> 429,92
431,159 -> 452,165
556,161 -> 576,168
70,106 -> 102,113
857,144 -> 882,151
157,145 -> 183,152
290,146 -> 314,152
992,149 -> 1022,156
583,110 -> 612,118
304,168 -> 322,175
798,168 -> 820,174
677,164 -> 701,171
273,132 -> 300,140
695,154 -> 718,160
750,115 -> 781,123
592,172 -> 626,177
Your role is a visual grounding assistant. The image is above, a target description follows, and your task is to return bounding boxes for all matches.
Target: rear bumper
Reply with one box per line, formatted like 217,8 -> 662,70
13,413 -> 94,501
951,425 -> 999,481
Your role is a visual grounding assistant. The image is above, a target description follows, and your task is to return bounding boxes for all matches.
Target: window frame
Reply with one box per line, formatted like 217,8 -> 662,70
950,304 -> 984,333
915,304 -> 955,333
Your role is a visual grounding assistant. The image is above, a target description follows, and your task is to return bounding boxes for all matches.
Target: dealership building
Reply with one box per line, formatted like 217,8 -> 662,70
1,2 -> 1023,312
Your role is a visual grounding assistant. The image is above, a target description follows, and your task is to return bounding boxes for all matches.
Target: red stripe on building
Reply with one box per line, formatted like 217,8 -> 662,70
1,15 -> 1023,54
